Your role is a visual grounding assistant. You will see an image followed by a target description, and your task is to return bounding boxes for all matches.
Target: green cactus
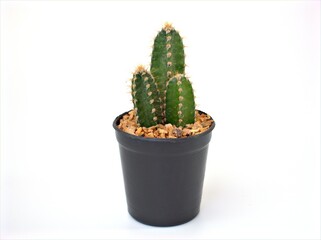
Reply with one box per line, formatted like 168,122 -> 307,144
166,74 -> 195,126
151,23 -> 185,115
131,66 -> 162,127
130,23 -> 195,128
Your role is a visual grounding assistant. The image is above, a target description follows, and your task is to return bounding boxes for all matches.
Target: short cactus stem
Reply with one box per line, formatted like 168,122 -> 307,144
151,23 -> 185,116
131,66 -> 162,127
165,74 -> 195,127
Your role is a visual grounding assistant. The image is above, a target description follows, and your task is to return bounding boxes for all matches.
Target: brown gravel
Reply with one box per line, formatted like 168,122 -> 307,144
118,110 -> 214,138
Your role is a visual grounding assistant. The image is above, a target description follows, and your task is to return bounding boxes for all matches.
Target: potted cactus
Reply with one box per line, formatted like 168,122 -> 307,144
113,23 -> 215,226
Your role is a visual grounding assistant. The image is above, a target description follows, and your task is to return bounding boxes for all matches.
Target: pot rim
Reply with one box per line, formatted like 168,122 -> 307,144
113,109 -> 215,143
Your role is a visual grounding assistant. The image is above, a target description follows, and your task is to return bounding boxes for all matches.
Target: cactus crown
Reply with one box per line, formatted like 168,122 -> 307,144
131,23 -> 195,128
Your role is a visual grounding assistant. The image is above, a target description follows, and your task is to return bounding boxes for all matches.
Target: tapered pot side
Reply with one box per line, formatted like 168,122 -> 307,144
113,110 -> 215,227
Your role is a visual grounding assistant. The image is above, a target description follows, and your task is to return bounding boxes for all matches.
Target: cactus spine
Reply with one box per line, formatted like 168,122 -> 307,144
131,66 -> 162,127
151,23 -> 185,117
130,23 -> 195,128
166,74 -> 195,126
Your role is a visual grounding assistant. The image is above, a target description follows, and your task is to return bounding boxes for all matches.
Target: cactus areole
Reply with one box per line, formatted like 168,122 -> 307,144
113,23 -> 215,227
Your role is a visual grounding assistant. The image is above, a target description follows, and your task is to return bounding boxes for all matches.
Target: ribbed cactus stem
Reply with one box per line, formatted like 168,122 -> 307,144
165,74 -> 195,127
131,66 -> 162,127
151,23 -> 185,117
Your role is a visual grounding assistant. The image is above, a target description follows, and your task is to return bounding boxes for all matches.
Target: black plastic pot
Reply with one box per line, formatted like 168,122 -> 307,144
113,110 -> 215,227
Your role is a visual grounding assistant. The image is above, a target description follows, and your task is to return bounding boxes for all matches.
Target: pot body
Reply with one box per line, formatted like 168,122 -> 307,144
113,111 -> 215,226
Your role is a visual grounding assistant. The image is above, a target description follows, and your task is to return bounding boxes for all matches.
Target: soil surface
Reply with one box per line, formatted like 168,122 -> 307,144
118,110 -> 214,138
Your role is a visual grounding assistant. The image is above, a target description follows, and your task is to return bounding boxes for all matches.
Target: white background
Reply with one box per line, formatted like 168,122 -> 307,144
1,1 -> 320,239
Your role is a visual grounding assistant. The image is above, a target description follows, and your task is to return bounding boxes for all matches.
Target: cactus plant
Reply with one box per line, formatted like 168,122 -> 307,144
131,23 -> 195,128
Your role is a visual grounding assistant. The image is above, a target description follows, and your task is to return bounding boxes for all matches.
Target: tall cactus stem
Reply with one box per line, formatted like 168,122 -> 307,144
151,23 -> 185,118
